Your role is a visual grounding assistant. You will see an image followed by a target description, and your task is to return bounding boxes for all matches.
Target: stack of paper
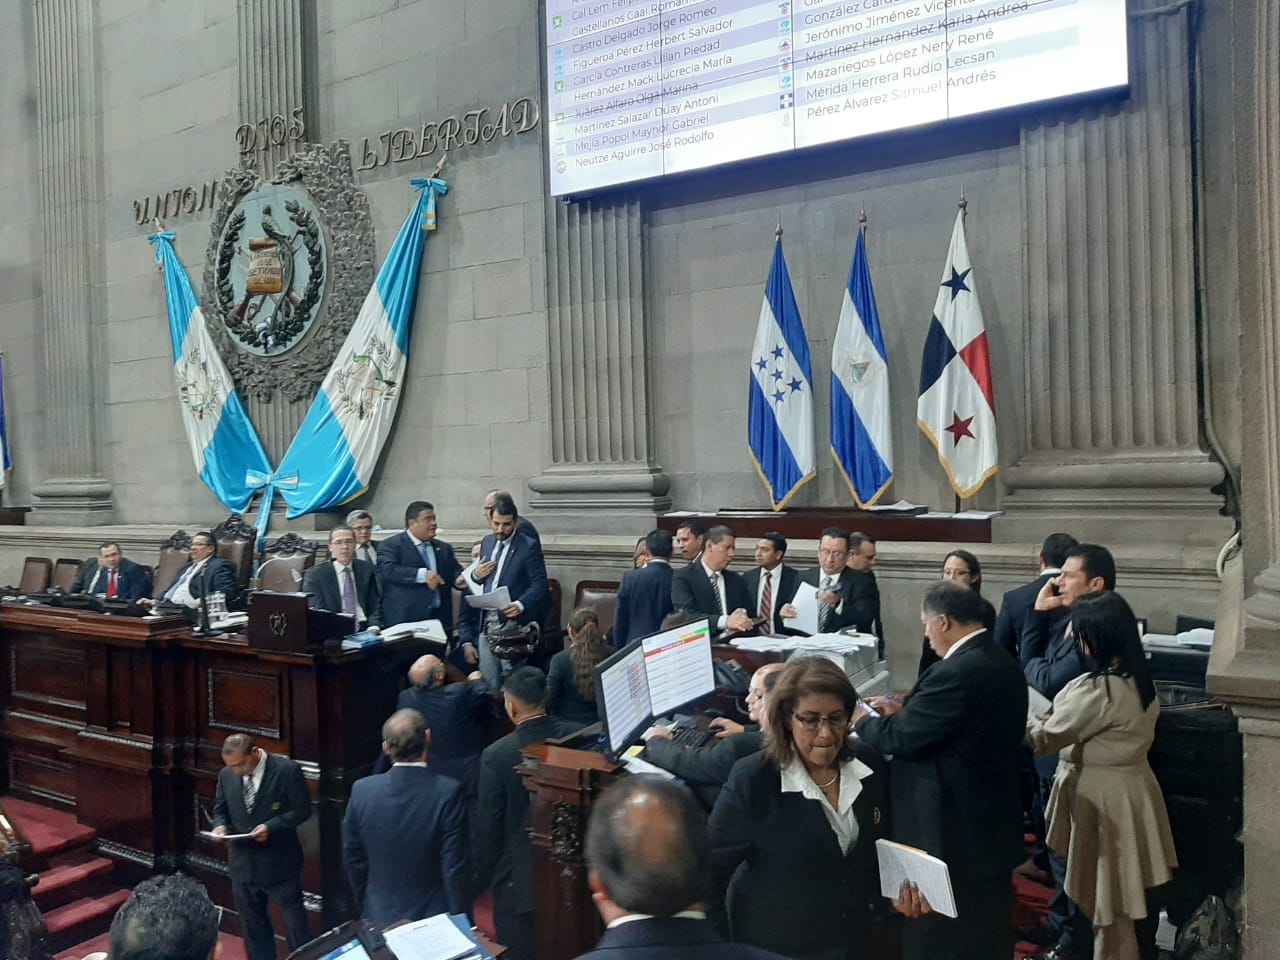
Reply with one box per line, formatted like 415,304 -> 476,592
875,839 -> 957,918
381,619 -> 448,642
383,913 -> 490,960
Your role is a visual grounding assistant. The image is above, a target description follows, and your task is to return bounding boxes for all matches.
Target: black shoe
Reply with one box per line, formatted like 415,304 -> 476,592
1035,944 -> 1082,960
1015,924 -> 1059,947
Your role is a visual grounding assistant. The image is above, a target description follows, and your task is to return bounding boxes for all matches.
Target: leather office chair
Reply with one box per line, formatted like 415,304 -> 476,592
51,559 -> 81,593
151,531 -> 192,598
211,514 -> 257,593
259,532 -> 321,593
573,579 -> 621,637
17,558 -> 51,595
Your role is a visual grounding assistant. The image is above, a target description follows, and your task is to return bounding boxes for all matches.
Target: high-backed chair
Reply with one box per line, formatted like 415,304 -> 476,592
259,532 -> 321,593
151,531 -> 192,599
17,558 -> 51,595
573,579 -> 621,636
211,514 -> 257,591
51,558 -> 82,593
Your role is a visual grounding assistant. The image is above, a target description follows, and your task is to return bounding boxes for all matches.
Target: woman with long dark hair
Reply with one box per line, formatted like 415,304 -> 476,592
1027,591 -> 1176,960
546,608 -> 610,726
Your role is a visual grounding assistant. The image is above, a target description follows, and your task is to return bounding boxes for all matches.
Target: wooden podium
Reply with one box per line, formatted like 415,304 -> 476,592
247,590 -> 355,653
520,743 -> 622,960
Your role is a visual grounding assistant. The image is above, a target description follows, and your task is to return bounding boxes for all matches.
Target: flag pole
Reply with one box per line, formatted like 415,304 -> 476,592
859,207 -> 867,238
776,215 -> 783,241
954,190 -> 967,512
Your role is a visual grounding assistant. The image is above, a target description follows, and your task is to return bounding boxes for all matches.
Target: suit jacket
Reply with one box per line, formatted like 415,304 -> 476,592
800,567 -> 879,634
993,572 -> 1057,659
396,679 -> 493,794
708,744 -> 888,958
459,532 -> 551,645
575,916 -> 792,960
644,730 -> 764,811
342,764 -> 469,926
212,753 -> 311,888
474,714 -> 583,913
856,631 -> 1026,882
1020,606 -> 1084,701
167,556 -> 240,606
70,557 -> 151,601
303,559 -> 383,627
670,564 -> 751,631
612,561 -> 674,647
740,564 -> 801,634
916,596 -> 997,678
377,533 -> 462,630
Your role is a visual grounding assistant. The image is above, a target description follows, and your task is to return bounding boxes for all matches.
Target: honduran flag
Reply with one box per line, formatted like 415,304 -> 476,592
917,210 -> 998,498
831,229 -> 893,507
150,232 -> 272,511
748,237 -> 816,509
271,178 -> 447,518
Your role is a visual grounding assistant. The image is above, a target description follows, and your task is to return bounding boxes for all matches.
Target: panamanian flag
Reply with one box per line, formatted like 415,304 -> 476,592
831,229 -> 892,507
917,210 -> 998,498
273,178 -> 446,517
748,236 -> 816,509
150,232 -> 272,511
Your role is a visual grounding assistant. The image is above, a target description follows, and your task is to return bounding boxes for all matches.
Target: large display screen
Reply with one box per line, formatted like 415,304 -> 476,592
545,0 -> 1128,195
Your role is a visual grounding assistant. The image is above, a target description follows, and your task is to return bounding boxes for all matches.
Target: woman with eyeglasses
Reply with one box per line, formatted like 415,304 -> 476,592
707,656 -> 888,960
918,549 -> 997,677
1026,591 -> 1177,960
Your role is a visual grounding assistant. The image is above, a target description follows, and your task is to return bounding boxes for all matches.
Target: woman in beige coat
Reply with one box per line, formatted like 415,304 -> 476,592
1027,591 -> 1177,960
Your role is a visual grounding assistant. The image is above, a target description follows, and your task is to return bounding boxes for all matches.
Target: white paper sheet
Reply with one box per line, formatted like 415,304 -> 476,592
382,913 -> 478,960
1026,685 -> 1052,720
464,587 -> 511,610
782,584 -> 819,635
875,838 -> 957,918
199,829 -> 255,841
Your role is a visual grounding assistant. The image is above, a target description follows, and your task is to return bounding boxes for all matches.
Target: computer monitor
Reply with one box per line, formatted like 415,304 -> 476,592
595,640 -> 651,759
641,618 -> 715,717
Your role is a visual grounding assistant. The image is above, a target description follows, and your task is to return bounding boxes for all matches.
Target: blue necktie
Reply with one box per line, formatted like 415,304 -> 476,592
418,542 -> 438,611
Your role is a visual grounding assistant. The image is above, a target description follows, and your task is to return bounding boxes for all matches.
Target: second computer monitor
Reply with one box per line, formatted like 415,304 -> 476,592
641,617 -> 715,717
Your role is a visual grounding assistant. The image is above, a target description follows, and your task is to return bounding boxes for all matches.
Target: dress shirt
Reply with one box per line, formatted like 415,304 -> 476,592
487,538 -> 524,614
331,560 -> 366,622
607,910 -> 707,930
780,754 -> 875,854
406,530 -> 438,584
167,557 -> 209,606
391,761 -> 428,768
357,543 -> 379,567
943,627 -> 986,660
700,560 -> 729,630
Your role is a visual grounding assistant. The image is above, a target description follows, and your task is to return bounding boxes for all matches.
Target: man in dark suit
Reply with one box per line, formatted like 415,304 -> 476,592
460,494 -> 551,688
396,654 -> 492,798
377,500 -> 462,630
343,708 -> 469,927
641,662 -> 782,810
799,528 -> 879,635
612,529 -> 675,646
741,533 -> 801,635
993,532 -> 1078,659
578,775 -> 788,960
70,541 -> 151,600
475,668 -> 582,960
147,531 -> 239,608
211,734 -> 312,960
674,520 -> 706,566
483,489 -> 541,545
346,509 -> 381,568
303,525 -> 383,628
670,525 -> 754,636
855,581 -> 1027,960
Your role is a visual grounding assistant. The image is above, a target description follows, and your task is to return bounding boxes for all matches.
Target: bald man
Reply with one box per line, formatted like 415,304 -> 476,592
395,654 -> 491,797
639,663 -> 784,810
578,776 -> 788,960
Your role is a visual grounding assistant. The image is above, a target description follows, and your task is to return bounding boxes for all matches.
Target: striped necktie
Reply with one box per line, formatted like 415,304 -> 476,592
243,774 -> 257,813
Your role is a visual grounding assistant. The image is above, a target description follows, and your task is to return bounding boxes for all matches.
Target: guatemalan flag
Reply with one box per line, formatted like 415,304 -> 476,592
748,236 -> 816,510
150,232 -> 272,511
831,229 -> 892,507
917,210 -> 998,498
272,178 -> 447,519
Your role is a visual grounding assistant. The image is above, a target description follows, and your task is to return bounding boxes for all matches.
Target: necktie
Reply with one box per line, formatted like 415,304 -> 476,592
819,576 -> 834,632
487,543 -> 505,591
710,573 -> 724,614
418,542 -> 436,572
342,566 -> 356,616
760,571 -> 772,623
243,774 -> 256,813
361,544 -> 376,566
106,571 -> 117,599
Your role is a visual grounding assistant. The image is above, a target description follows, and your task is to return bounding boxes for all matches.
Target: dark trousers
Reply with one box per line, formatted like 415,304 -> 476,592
901,874 -> 1012,960
492,880 -> 533,960
231,873 -> 312,960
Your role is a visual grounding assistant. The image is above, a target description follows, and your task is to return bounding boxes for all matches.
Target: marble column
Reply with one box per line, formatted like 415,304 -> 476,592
1208,1 -> 1280,955
998,0 -> 1228,547
528,197 -> 671,530
29,0 -> 113,525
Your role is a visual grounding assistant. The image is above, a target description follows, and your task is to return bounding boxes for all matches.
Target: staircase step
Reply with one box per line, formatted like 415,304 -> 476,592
33,856 -> 115,912
43,889 -> 131,954
3,797 -> 98,863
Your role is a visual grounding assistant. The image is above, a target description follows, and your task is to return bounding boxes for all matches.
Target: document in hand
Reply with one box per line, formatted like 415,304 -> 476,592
382,913 -> 488,960
464,587 -> 512,611
1026,685 -> 1052,720
875,838 -> 957,918
781,583 -> 819,635
198,829 -> 254,841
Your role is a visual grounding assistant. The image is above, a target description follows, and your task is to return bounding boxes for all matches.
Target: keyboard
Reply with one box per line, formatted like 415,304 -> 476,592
670,724 -> 713,749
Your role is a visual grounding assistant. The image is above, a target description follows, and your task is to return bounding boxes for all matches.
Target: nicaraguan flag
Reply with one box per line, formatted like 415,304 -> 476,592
917,210 -> 998,498
831,229 -> 892,507
748,237 -> 816,509
273,178 -> 447,517
150,232 -> 271,511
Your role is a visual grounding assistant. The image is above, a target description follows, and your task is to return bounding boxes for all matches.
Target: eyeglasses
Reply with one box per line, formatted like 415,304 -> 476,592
818,549 -> 847,559
791,712 -> 849,732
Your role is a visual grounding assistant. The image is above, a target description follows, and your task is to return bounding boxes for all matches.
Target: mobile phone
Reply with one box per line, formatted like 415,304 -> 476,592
857,698 -> 879,717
